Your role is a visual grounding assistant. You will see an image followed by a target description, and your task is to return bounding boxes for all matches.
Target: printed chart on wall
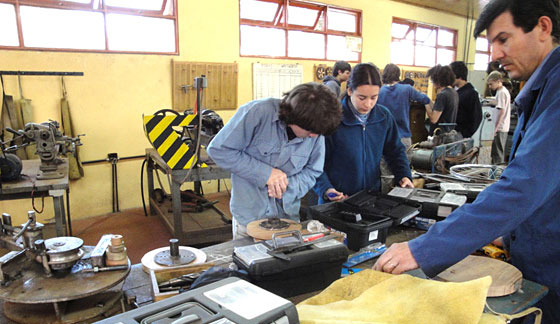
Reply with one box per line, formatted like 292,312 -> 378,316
402,70 -> 430,95
253,63 -> 303,99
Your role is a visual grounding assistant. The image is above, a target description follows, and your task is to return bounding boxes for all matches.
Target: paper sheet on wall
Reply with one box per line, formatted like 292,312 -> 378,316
252,63 -> 303,100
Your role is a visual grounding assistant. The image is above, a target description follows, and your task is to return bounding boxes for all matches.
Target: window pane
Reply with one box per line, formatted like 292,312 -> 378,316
327,9 -> 356,33
391,40 -> 413,65
20,6 -> 105,50
0,3 -> 19,46
288,5 -> 319,27
105,0 -> 164,11
416,27 -> 435,46
438,29 -> 454,46
415,45 -> 436,67
288,31 -> 324,59
106,14 -> 175,52
475,37 -> 489,51
240,0 -> 279,22
240,25 -> 285,56
391,23 -> 409,39
327,35 -> 359,61
61,0 -> 92,3
474,53 -> 490,71
437,49 -> 455,65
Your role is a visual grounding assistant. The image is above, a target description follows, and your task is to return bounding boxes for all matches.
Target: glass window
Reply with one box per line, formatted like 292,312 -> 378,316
20,6 -> 105,50
0,3 -> 19,46
391,18 -> 456,67
0,0 -> 178,54
474,36 -> 491,70
240,25 -> 285,57
240,0 -> 361,62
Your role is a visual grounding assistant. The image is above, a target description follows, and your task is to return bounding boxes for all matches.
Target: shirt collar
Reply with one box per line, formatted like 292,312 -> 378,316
515,46 -> 560,108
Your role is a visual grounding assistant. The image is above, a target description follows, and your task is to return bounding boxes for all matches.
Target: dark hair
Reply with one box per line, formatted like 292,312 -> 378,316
449,61 -> 468,81
279,82 -> 342,136
346,63 -> 383,94
474,0 -> 560,43
332,61 -> 352,77
427,64 -> 456,87
382,63 -> 401,84
399,78 -> 415,86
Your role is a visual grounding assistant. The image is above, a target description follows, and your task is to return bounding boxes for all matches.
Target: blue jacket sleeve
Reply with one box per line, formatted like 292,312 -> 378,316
207,103 -> 272,188
409,94 -> 560,277
382,112 -> 412,182
285,136 -> 325,200
408,86 -> 431,105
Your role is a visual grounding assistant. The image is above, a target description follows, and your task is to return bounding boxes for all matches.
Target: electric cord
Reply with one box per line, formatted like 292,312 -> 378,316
140,158 -> 148,217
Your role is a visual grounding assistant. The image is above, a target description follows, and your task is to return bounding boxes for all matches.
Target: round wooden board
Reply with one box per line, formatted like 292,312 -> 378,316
436,255 -> 522,297
141,246 -> 206,273
246,218 -> 302,240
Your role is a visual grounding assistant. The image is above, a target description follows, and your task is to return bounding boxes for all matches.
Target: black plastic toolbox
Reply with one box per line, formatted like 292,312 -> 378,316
309,200 -> 393,251
233,236 -> 348,298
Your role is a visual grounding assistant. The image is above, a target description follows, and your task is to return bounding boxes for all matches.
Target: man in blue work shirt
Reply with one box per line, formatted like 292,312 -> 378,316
374,1 -> 560,323
207,83 -> 341,239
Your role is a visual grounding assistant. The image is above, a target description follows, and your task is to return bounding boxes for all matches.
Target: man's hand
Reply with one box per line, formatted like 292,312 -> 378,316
325,188 -> 347,201
399,177 -> 414,188
267,168 -> 288,199
372,242 -> 420,274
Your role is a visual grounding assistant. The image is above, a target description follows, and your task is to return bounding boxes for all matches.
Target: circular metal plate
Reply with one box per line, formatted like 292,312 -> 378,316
154,249 -> 196,266
45,237 -> 83,254
258,217 -> 290,230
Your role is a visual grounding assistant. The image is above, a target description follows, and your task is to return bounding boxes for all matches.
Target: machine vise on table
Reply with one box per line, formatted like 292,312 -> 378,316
410,133 -> 476,174
1,120 -> 83,180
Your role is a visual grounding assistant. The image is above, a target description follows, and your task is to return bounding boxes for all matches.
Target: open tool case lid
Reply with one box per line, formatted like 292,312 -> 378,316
387,187 -> 467,219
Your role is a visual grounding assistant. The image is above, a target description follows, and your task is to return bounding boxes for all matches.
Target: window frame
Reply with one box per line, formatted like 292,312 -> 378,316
390,17 -> 457,68
239,0 -> 362,62
474,35 -> 492,71
0,0 -> 179,55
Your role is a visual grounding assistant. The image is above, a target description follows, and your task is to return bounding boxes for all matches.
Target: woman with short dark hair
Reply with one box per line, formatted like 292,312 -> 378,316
425,64 -> 459,135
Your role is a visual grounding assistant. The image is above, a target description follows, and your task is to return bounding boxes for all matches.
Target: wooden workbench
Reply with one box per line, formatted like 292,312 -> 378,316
0,159 -> 70,237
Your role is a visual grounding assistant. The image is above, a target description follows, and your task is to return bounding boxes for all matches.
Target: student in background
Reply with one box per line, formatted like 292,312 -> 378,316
314,63 -> 413,204
425,65 -> 459,135
450,61 -> 483,138
378,63 -> 432,149
486,71 -> 511,164
323,61 -> 351,97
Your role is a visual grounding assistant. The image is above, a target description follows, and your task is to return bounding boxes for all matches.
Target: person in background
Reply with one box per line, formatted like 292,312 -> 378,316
373,0 -> 560,322
378,63 -> 432,149
486,71 -> 511,164
207,83 -> 342,238
314,63 -> 414,204
424,65 -> 459,135
449,61 -> 483,138
323,61 -> 352,97
399,78 -> 415,86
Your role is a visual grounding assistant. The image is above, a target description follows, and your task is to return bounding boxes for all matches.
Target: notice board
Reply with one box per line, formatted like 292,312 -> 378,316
252,63 -> 303,100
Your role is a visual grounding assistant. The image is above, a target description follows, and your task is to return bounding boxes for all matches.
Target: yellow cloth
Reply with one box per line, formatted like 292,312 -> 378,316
60,96 -> 84,179
297,270 -> 497,324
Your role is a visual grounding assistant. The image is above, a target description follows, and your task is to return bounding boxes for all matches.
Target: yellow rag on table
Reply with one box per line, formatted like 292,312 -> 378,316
297,269 -> 502,324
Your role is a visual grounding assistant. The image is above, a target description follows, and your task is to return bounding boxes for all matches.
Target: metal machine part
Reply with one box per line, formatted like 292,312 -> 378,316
410,138 -> 476,173
45,236 -> 85,271
4,120 -> 83,180
14,210 -> 44,249
449,164 -> 505,183
0,153 -> 22,181
259,218 -> 291,230
154,238 -> 196,266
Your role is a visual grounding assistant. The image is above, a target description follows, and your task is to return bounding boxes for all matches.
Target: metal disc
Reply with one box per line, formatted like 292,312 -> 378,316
45,237 -> 83,254
258,217 -> 290,230
154,249 -> 196,266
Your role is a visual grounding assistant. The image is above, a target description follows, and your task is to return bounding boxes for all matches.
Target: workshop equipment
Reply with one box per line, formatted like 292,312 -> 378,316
246,217 -> 302,240
0,211 -> 129,323
233,231 -> 348,297
2,120 -> 83,180
388,187 -> 467,220
439,182 -> 490,200
449,163 -> 505,183
150,263 -> 214,302
94,277 -> 299,324
309,190 -> 420,251
141,239 -> 207,273
105,234 -> 128,266
409,136 -> 476,174
436,255 -> 522,297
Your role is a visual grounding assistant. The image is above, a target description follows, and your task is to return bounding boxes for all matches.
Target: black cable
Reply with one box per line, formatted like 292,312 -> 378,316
140,158 -> 148,216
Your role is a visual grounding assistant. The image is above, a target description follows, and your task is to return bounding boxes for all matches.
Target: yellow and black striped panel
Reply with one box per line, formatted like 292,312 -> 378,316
143,113 -> 201,170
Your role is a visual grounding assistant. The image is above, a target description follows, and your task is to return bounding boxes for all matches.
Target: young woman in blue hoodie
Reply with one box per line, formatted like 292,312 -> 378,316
314,63 -> 414,204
